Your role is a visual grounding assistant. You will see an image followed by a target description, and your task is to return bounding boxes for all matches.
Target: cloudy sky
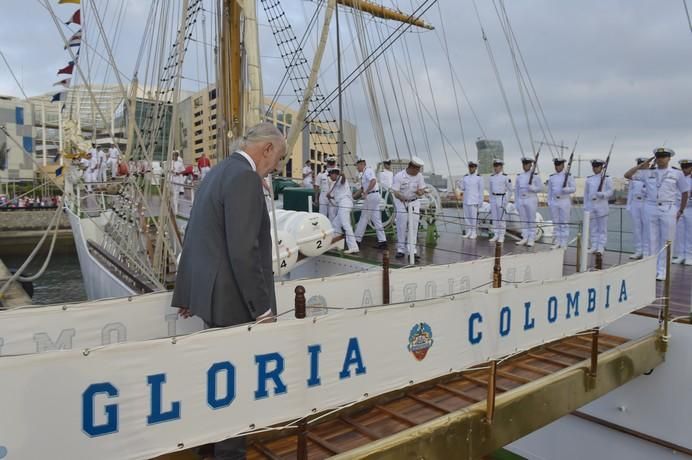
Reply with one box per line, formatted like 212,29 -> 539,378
2,0 -> 692,177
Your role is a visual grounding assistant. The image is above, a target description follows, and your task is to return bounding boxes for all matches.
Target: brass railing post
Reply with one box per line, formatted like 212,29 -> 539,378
485,242 -> 502,424
382,251 -> 390,305
661,241 -> 672,352
575,233 -> 582,273
492,242 -> 502,288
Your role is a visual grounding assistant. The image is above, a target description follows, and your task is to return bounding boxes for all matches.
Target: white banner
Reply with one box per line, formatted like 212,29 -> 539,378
0,250 -> 564,356
0,257 -> 656,459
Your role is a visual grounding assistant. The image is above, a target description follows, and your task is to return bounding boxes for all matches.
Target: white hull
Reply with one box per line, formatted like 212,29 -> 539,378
66,207 -> 137,300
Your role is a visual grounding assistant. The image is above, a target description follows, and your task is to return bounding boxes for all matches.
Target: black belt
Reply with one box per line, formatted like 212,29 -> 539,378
368,190 -> 380,194
492,193 -> 505,196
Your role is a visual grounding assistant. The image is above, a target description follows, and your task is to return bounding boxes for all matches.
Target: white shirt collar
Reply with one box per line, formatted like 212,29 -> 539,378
236,150 -> 257,172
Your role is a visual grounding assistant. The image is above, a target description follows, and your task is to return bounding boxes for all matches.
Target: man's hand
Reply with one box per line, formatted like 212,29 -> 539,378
178,307 -> 193,319
256,309 -> 276,324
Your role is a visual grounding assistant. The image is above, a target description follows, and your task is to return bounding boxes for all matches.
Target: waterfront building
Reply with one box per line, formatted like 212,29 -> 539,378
476,139 -> 504,175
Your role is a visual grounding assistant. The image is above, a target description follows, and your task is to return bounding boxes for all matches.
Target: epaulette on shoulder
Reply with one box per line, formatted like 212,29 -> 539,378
550,173 -> 556,176
464,173 -> 469,176
502,173 -> 507,176
673,166 -> 680,170
649,166 -> 656,170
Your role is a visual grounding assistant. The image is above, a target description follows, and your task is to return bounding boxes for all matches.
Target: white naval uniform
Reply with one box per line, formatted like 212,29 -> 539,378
626,174 -> 649,256
87,156 -> 99,191
488,172 -> 512,241
378,169 -> 393,190
329,177 -> 358,252
108,147 -> 120,178
302,165 -> 313,187
171,158 -> 185,213
97,149 -> 108,182
547,172 -> 576,247
673,174 -> 692,262
584,174 -> 613,253
456,173 -> 484,238
354,166 -> 386,243
392,169 -> 426,255
642,167 -> 689,277
515,171 -> 543,243
315,171 -> 335,220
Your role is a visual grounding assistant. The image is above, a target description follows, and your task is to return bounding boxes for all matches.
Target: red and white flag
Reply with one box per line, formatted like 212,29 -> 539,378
53,78 -> 71,88
57,61 -> 75,75
65,9 -> 81,26
64,29 -> 82,49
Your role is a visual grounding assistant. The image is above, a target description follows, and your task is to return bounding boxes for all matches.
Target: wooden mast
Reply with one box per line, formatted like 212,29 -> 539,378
217,0 -> 243,160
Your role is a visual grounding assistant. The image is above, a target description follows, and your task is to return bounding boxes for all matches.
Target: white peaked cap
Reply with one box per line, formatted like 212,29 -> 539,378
410,156 -> 425,167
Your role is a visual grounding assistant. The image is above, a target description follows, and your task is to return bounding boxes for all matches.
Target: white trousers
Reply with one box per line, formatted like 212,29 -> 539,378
318,193 -> 330,218
355,192 -> 386,242
589,204 -> 608,252
463,203 -> 479,236
517,195 -> 538,241
331,199 -> 358,251
200,166 -> 210,180
490,196 -> 507,238
674,207 -> 692,260
645,202 -> 676,277
395,199 -> 420,254
110,159 -> 118,178
99,165 -> 107,183
628,200 -> 649,255
549,199 -> 571,246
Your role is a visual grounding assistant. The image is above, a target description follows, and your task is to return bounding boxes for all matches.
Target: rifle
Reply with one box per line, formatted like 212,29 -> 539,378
528,146 -> 542,185
598,137 -> 616,192
562,135 -> 579,188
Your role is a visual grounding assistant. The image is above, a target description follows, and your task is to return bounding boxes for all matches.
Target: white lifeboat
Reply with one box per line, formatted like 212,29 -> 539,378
271,229 -> 299,274
272,210 -> 334,257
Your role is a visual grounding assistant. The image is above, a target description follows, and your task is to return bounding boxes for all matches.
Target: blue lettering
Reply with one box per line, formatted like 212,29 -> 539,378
523,302 -> 535,330
207,362 -> 236,409
566,291 -> 580,318
147,374 -> 181,425
547,296 -> 558,323
588,288 -> 597,312
618,281 -> 626,303
255,352 -> 287,399
606,285 -> 611,308
499,307 -> 511,337
339,338 -> 367,379
307,344 -> 322,387
82,383 -> 118,436
469,312 -> 483,344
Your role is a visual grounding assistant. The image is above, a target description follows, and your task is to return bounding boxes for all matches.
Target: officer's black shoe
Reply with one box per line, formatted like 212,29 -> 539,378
375,241 -> 388,249
395,252 -> 405,258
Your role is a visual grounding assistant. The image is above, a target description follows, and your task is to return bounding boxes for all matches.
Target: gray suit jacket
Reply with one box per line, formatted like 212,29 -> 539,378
171,152 -> 276,326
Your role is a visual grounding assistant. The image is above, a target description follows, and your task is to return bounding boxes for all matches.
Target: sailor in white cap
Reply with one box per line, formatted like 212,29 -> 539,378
626,157 -> 650,259
456,160 -> 484,239
547,157 -> 576,249
487,159 -> 512,243
302,160 -> 314,188
327,167 -> 359,254
354,158 -> 387,249
625,148 -> 688,279
515,157 -> 543,247
314,157 -> 337,219
584,159 -> 613,255
672,158 -> 692,265
378,160 -> 394,190
391,156 -> 427,259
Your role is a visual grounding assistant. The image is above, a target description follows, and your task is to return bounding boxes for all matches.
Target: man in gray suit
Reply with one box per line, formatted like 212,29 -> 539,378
172,122 -> 287,459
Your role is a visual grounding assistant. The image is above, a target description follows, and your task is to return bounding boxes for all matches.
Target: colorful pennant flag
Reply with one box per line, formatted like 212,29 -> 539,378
53,78 -> 71,87
55,166 -> 63,177
64,29 -> 82,49
57,61 -> 75,75
51,92 -> 67,103
65,9 -> 81,26
58,0 -> 80,4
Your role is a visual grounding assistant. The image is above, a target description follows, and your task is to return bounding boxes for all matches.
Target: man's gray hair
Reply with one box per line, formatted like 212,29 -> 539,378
232,122 -> 285,151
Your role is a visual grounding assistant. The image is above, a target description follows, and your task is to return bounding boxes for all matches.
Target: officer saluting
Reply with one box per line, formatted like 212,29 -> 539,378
626,157 -> 649,259
488,159 -> 512,243
515,157 -> 543,247
547,158 -> 576,249
625,148 -> 689,280
457,160 -> 484,239
673,158 -> 692,265
584,159 -> 613,255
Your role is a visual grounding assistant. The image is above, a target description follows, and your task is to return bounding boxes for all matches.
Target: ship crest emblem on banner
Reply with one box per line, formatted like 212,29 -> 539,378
407,322 -> 434,361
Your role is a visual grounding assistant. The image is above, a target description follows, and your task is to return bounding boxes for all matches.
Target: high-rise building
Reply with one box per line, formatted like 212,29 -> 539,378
476,139 -> 504,175
0,95 -> 35,182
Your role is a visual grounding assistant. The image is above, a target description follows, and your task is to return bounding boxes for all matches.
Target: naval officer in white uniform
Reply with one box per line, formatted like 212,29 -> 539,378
515,157 -> 543,247
626,157 -> 649,259
378,160 -> 394,190
327,167 -> 359,254
672,158 -> 692,265
354,158 -> 387,248
584,159 -> 613,255
391,156 -> 426,259
547,158 -> 576,249
488,159 -> 512,243
314,157 -> 337,220
457,160 -> 484,239
625,148 -> 689,280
